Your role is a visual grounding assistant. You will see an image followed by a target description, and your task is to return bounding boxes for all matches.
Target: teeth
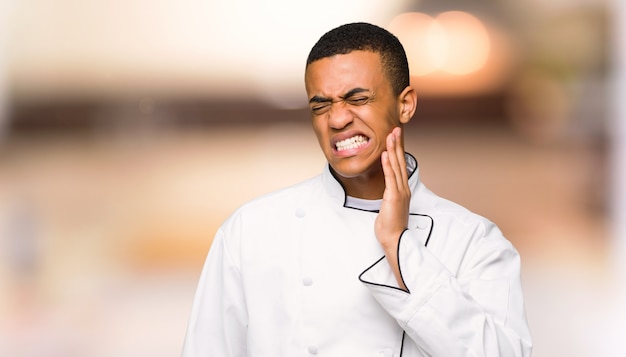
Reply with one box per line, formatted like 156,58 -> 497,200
335,135 -> 368,151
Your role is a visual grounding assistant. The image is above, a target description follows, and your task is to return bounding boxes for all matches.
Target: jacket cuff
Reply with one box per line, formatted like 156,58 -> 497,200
359,229 -> 450,326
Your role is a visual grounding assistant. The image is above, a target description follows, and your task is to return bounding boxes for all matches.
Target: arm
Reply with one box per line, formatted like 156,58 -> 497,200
368,128 -> 532,356
182,228 -> 248,357
362,224 -> 532,356
375,127 -> 411,291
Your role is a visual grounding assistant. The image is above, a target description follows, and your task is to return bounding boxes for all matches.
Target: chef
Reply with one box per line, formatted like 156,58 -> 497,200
182,22 -> 532,356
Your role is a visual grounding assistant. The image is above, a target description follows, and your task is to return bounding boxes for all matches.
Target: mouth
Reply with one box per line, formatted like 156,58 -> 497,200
334,135 -> 369,152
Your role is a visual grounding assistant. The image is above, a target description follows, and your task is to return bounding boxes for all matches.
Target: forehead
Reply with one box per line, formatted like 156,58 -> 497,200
304,50 -> 388,97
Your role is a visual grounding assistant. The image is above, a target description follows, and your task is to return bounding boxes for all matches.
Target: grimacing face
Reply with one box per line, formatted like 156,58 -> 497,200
304,50 -> 413,187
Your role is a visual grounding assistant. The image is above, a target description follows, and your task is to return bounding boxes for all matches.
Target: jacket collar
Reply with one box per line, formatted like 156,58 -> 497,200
322,153 -> 422,208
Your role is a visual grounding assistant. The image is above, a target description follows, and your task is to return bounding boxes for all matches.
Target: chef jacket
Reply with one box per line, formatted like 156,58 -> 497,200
182,154 -> 532,356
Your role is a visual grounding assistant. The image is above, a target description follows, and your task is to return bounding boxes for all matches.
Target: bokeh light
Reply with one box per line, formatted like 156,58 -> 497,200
436,11 -> 491,75
388,11 -> 511,96
389,12 -> 438,76
389,11 -> 491,76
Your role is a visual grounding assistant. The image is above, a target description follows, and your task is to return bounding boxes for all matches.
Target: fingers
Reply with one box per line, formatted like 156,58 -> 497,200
384,127 -> 408,192
376,127 -> 411,248
393,128 -> 409,187
381,150 -> 395,195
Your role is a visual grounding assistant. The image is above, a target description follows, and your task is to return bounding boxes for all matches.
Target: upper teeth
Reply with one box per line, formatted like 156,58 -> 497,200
336,135 -> 368,151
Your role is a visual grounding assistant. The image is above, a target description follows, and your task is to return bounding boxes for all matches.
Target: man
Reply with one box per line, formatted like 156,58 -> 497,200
182,22 -> 532,356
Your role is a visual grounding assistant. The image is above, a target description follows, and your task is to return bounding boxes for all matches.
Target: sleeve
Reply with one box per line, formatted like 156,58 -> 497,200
359,222 -> 532,357
181,228 -> 248,357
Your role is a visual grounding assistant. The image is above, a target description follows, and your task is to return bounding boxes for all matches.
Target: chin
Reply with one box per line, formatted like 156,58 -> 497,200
330,160 -> 379,180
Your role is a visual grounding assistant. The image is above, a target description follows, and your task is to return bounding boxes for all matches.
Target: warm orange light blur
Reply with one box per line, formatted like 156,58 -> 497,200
389,11 -> 490,76
436,11 -> 491,75
389,11 -> 513,96
388,12 -> 437,76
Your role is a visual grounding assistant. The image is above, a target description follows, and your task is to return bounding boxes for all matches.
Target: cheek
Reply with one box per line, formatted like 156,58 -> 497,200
367,111 -> 398,137
380,109 -> 402,132
311,118 -> 324,136
311,120 -> 329,148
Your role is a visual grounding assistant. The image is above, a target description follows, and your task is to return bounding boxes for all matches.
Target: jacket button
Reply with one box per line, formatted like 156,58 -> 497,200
379,348 -> 393,357
302,276 -> 313,286
307,345 -> 318,354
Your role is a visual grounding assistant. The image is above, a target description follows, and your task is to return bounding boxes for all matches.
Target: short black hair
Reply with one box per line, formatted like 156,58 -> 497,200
306,22 -> 410,96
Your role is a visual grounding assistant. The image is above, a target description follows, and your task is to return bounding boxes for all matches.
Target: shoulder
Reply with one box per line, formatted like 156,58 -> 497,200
244,174 -> 321,209
418,185 -> 508,245
222,174 -> 323,226
215,174 -> 324,260
416,186 -> 518,274
418,186 -> 483,223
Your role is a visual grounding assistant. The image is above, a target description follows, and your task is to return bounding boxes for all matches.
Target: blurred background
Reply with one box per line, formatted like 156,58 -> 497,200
1,0 -> 624,356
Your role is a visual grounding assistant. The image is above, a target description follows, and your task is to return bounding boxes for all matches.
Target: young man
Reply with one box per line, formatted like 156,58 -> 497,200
182,22 -> 532,356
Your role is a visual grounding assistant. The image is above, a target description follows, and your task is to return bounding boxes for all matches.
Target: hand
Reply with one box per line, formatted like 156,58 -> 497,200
374,127 -> 410,251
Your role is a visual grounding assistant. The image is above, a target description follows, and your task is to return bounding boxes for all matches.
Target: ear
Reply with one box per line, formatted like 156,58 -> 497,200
398,86 -> 418,124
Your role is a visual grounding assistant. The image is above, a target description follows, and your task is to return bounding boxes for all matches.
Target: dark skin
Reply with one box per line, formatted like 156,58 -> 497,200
309,87 -> 387,199
305,50 -> 417,290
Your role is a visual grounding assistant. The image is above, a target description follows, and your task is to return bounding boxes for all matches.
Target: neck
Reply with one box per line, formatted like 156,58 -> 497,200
332,169 -> 386,200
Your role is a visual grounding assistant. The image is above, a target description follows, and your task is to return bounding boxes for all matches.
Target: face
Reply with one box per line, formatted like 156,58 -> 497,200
305,50 -> 410,184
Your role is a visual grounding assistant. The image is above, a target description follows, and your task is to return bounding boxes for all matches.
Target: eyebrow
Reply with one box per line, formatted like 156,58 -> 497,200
308,87 -> 371,104
341,87 -> 370,99
309,95 -> 331,104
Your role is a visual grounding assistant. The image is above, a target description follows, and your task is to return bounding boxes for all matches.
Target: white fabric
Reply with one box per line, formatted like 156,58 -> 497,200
345,195 -> 382,211
182,154 -> 532,356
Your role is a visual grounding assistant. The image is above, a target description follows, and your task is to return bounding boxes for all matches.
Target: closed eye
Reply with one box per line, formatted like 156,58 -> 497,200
345,97 -> 370,106
310,102 -> 331,114
308,89 -> 371,115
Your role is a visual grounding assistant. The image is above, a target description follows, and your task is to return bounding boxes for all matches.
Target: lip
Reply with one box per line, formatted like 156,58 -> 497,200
331,131 -> 371,157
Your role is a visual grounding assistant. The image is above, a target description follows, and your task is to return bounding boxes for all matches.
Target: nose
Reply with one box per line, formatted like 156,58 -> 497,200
328,102 -> 353,130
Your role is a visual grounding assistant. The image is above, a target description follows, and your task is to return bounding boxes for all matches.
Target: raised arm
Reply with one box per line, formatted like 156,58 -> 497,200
375,127 -> 411,291
366,127 -> 532,355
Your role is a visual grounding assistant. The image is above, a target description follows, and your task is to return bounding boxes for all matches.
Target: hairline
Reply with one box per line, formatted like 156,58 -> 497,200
305,49 -> 403,97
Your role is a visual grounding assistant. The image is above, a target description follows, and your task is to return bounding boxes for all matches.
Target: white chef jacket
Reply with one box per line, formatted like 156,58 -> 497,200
182,154 -> 532,356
